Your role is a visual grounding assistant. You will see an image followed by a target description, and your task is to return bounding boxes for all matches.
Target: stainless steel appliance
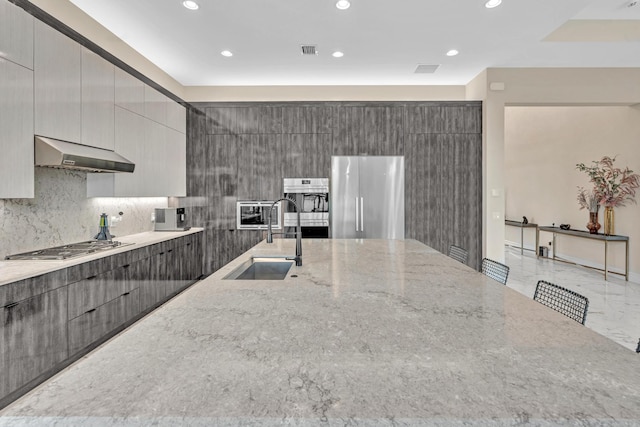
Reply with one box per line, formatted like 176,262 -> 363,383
236,201 -> 282,230
154,207 -> 189,231
331,156 -> 404,239
283,178 -> 329,238
35,135 -> 135,173
5,240 -> 132,260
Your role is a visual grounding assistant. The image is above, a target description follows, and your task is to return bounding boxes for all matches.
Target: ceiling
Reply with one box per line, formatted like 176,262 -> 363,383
67,0 -> 640,87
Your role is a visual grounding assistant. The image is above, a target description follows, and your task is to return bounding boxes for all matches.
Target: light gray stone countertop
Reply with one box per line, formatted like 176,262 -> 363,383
1,238 -> 639,426
0,228 -> 204,286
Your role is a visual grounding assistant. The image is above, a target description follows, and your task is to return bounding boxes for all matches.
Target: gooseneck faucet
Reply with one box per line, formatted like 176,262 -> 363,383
267,198 -> 302,266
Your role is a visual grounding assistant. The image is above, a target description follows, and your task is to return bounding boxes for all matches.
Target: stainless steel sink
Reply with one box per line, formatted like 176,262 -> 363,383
223,257 -> 294,280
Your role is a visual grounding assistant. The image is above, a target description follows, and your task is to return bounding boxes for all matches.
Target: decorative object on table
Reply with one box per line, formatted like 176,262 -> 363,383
576,156 -> 640,235
576,187 -> 601,234
560,224 -> 571,230
522,216 -> 528,224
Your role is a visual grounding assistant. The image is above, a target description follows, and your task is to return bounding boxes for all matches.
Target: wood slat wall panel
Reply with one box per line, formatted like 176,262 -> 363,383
282,134 -> 332,179
205,134 -> 238,229
186,101 -> 482,274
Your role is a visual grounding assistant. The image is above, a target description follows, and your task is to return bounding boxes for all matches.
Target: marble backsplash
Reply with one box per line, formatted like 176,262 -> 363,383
0,168 -> 167,259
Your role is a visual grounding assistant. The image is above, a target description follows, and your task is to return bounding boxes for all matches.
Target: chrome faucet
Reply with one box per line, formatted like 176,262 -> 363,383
267,198 -> 302,266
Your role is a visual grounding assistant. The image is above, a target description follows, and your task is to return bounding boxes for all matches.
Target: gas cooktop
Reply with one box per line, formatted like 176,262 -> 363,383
5,240 -> 133,260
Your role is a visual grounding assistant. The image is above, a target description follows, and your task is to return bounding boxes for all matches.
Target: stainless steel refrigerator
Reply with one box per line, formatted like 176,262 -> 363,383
330,156 -> 404,239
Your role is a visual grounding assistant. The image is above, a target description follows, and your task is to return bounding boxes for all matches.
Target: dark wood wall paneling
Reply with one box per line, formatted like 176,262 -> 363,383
184,101 -> 483,275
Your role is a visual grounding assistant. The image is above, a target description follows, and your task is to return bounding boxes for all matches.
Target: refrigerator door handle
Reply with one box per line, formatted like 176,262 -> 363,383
360,197 -> 364,231
355,197 -> 359,231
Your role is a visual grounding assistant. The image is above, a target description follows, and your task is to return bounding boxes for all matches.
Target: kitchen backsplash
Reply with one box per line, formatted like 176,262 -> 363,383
0,168 -> 167,259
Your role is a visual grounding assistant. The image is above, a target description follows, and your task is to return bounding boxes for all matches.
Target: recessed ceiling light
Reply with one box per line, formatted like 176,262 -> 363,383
336,0 -> 351,10
183,1 -> 199,10
485,0 -> 502,8
446,49 -> 459,56
332,51 -> 344,58
221,50 -> 233,57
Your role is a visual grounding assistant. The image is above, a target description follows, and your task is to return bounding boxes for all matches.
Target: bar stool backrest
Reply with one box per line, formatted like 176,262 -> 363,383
533,280 -> 589,325
481,258 -> 509,285
448,245 -> 469,264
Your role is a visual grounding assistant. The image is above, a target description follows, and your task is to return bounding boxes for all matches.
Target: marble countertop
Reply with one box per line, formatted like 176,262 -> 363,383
0,228 -> 204,286
1,238 -> 640,426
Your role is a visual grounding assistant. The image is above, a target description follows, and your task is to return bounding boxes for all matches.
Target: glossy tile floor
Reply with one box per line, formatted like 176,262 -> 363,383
504,245 -> 640,352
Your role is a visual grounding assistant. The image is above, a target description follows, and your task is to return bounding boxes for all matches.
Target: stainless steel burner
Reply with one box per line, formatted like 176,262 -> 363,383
5,240 -> 133,260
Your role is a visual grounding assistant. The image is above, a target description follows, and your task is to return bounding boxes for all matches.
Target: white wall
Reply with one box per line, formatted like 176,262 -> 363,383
475,68 -> 640,281
0,168 -> 166,259
504,106 -> 640,279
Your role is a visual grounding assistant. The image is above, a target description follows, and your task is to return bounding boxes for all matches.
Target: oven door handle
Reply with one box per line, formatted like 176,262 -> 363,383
355,197 -> 359,231
360,197 -> 364,232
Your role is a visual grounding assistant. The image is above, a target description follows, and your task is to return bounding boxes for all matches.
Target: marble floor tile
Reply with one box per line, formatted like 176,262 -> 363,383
504,245 -> 640,351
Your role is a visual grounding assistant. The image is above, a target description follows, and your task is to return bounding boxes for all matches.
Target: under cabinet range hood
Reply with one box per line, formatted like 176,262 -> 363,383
35,136 -> 135,173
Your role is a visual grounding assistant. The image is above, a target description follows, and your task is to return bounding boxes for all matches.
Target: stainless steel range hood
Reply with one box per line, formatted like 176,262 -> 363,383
35,136 -> 135,173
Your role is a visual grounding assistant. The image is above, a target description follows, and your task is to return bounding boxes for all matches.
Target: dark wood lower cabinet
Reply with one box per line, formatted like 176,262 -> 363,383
68,288 -> 139,354
0,231 -> 203,409
1,286 -> 68,399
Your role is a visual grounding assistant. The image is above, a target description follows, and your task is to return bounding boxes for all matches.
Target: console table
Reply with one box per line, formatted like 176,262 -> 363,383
505,219 -> 539,254
537,226 -> 629,281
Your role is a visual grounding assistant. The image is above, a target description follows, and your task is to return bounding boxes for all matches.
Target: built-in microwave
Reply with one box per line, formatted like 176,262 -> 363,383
236,201 -> 282,230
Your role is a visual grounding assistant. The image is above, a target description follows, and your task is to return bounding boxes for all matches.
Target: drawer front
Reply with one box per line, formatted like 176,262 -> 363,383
0,270 -> 67,308
67,270 -> 121,320
67,288 -> 139,355
67,257 -> 114,283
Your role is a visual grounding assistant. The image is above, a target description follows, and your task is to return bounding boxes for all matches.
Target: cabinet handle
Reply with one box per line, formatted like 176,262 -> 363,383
86,308 -> 96,314
86,275 -> 97,280
122,292 -> 130,296
159,252 -> 165,255
122,264 -> 131,269
186,243 -> 191,246
168,249 -> 173,253
4,302 -> 19,309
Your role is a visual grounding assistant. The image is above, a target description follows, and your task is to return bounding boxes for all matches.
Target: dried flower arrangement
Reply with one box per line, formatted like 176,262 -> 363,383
576,156 -> 640,208
576,187 -> 600,212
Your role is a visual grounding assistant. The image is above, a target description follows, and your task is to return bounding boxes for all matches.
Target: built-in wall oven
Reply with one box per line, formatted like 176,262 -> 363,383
283,178 -> 329,238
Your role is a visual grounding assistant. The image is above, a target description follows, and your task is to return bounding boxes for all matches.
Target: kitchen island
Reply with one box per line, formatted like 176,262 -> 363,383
1,239 -> 639,426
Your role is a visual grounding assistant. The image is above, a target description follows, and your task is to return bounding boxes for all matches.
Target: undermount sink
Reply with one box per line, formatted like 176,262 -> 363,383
223,257 -> 294,280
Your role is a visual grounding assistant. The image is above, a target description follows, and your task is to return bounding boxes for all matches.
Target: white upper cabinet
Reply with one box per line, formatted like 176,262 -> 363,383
0,58 -> 34,198
87,106 -> 145,197
115,67 -> 144,116
144,85 -> 168,125
0,1 -> 34,70
167,101 -> 186,134
166,127 -> 187,196
82,48 -> 115,150
34,21 -> 82,143
87,108 -> 186,197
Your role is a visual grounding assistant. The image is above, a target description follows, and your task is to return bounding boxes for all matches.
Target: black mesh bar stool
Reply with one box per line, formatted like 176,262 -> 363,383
480,258 -> 510,285
533,280 -> 589,325
448,245 -> 469,264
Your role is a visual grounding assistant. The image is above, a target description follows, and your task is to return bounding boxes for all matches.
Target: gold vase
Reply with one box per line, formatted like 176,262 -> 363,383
603,206 -> 614,235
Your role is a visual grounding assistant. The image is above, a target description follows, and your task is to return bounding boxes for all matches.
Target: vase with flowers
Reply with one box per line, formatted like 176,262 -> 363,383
577,187 -> 601,234
576,156 -> 640,235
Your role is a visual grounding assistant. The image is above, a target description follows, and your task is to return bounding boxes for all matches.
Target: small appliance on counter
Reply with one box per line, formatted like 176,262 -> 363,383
154,208 -> 190,231
95,213 -> 112,240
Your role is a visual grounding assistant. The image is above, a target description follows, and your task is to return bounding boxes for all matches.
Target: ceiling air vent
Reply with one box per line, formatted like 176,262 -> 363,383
301,45 -> 318,55
414,64 -> 440,74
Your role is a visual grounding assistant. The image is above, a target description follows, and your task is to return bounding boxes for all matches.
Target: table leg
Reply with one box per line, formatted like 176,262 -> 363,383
604,240 -> 608,281
521,227 -> 524,255
535,226 -> 539,258
625,240 -> 629,281
552,233 -> 556,260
